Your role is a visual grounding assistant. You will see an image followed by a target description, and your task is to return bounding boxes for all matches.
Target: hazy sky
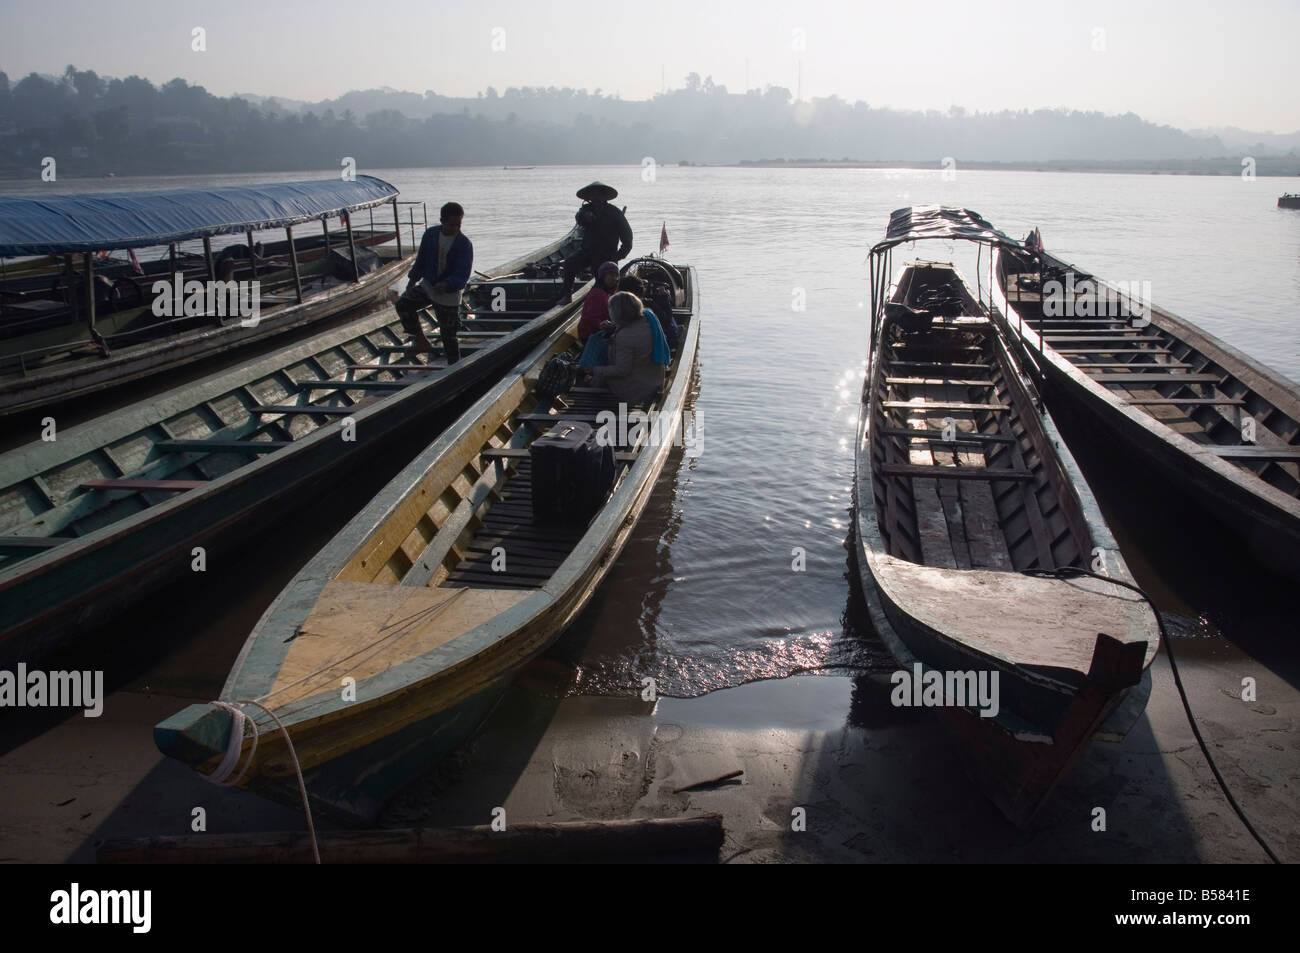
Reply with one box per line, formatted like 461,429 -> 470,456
1,0 -> 1296,131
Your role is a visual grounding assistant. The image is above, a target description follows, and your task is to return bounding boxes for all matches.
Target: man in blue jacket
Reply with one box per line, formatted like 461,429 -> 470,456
395,201 -> 473,363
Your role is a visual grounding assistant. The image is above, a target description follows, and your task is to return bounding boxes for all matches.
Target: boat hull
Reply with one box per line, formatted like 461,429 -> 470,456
249,679 -> 511,826
0,232 -> 585,667
1035,354 -> 1300,577
0,255 -> 409,416
854,250 -> 1156,826
994,249 -> 1300,580
156,264 -> 700,823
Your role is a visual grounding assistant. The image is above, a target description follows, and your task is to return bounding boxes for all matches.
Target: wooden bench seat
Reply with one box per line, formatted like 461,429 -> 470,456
252,405 -> 356,416
297,379 -> 408,392
0,535 -> 74,549
886,377 -> 996,387
1054,347 -> 1173,355
81,478 -> 206,491
1082,372 -> 1223,384
878,463 -> 1035,481
888,361 -> 993,372
1207,445 -> 1300,461
481,447 -> 638,463
1071,361 -> 1192,369
1043,335 -> 1164,344
882,401 -> 1010,412
1123,398 -> 1245,406
878,426 -> 1016,445
517,412 -> 603,424
156,439 -> 290,454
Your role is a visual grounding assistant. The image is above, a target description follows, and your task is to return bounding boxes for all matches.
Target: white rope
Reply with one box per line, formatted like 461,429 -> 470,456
236,698 -> 320,865
200,698 -> 321,864
193,586 -> 473,864
204,701 -> 258,787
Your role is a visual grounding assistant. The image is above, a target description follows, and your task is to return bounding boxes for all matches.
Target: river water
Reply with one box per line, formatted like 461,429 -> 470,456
6,165 -> 1299,698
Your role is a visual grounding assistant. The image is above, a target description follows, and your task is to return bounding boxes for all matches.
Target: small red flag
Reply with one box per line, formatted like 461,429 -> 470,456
659,222 -> 669,255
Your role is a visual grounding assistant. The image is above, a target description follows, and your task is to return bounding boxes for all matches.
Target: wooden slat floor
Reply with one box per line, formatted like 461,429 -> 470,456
1016,277 -> 1300,494
884,328 -> 1019,571
443,384 -> 629,589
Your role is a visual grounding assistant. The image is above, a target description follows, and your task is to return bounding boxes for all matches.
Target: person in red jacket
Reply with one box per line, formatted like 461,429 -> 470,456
578,261 -> 620,344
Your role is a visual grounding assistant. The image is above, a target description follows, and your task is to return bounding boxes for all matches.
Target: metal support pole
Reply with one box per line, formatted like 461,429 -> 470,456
287,225 -> 303,303
83,251 -> 96,335
203,237 -> 215,282
409,206 -> 416,250
64,254 -> 74,315
246,229 -> 256,279
169,243 -> 177,280
393,198 -> 403,258
322,215 -> 330,258
345,213 -> 359,283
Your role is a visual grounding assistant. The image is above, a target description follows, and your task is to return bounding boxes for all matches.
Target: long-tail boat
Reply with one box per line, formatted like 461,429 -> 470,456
995,243 -> 1300,577
0,176 -> 418,414
0,227 -> 585,667
855,207 -> 1160,826
156,257 -> 698,824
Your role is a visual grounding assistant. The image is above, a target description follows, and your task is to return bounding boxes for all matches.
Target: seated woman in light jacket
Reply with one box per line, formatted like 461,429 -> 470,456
587,291 -> 670,405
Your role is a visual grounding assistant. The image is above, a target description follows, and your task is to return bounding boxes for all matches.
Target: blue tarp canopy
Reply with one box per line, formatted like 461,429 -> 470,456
0,175 -> 399,256
871,206 -> 1021,256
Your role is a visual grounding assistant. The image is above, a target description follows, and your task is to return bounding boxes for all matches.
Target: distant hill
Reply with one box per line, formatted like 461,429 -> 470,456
1185,126 -> 1300,157
2,66 -> 1296,177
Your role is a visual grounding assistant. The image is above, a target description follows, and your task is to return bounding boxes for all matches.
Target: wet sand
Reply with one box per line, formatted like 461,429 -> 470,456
1,635 -> 1294,863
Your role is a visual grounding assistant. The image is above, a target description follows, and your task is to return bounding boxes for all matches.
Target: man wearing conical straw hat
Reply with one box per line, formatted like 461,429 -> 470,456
559,181 -> 633,303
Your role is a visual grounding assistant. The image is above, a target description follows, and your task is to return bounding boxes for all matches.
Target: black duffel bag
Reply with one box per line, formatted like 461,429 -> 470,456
535,354 -> 577,402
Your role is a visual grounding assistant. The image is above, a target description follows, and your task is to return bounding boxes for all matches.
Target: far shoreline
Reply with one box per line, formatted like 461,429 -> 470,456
1,157 -> 1298,184
728,158 -> 1300,177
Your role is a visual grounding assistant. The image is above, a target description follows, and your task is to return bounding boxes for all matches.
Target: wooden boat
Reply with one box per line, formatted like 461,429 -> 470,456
0,227 -> 586,667
156,257 -> 699,824
855,208 -> 1160,826
995,244 -> 1300,577
0,177 -> 418,415
1278,194 -> 1300,209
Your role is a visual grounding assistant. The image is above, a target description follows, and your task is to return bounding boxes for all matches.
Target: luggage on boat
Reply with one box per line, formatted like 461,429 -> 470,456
530,420 -> 616,525
535,354 -> 577,401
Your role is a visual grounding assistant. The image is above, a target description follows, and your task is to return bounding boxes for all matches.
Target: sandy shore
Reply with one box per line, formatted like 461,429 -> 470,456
0,632 -> 1294,864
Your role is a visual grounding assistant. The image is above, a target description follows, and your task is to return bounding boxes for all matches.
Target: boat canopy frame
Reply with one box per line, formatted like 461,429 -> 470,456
0,176 -> 425,363
868,206 -> 1024,349
0,175 -> 402,256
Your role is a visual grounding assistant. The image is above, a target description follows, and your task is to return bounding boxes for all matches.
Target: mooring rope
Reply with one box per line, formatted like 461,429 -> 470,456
200,698 -> 320,864
1023,565 -> 1281,864
195,587 -> 471,864
206,701 -> 259,788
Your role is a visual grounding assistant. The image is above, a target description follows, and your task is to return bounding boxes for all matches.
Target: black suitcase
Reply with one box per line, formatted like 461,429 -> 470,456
530,420 -> 616,525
